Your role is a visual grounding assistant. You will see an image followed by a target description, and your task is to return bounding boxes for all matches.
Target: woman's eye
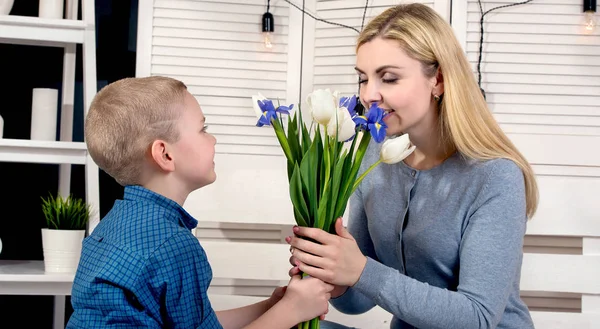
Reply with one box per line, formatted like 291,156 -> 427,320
382,74 -> 398,83
201,125 -> 209,132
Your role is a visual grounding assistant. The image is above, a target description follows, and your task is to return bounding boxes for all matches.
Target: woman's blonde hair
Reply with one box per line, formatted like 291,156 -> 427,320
357,3 -> 538,218
85,76 -> 188,186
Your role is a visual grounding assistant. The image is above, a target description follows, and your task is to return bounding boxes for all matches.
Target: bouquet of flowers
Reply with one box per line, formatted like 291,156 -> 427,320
252,89 -> 415,328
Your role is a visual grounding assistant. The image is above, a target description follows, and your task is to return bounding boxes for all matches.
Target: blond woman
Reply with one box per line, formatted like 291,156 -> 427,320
287,4 -> 537,328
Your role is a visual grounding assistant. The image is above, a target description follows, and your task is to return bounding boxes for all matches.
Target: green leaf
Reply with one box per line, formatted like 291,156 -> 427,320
272,119 -> 295,180
289,163 -> 310,227
313,128 -> 324,200
333,132 -> 372,220
326,150 -> 348,233
301,126 -> 311,156
41,193 -> 91,230
295,104 -> 312,155
287,113 -> 302,164
293,207 -> 308,228
315,129 -> 332,230
316,183 -> 330,230
300,138 -> 319,227
333,135 -> 359,218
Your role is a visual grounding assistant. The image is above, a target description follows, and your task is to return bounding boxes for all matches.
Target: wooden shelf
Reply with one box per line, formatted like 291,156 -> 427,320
0,260 -> 73,295
0,15 -> 88,47
0,138 -> 88,165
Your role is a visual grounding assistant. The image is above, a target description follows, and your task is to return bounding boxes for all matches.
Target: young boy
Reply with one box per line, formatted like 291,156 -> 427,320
66,76 -> 333,329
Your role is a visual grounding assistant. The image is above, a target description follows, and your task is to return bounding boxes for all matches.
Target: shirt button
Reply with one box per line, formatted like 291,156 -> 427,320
411,171 -> 416,177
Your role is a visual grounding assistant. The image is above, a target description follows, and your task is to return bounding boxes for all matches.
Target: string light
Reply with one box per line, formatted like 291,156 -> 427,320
583,0 -> 597,33
262,0 -> 274,49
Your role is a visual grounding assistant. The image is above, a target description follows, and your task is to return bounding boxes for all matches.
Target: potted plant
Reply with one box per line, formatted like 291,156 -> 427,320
40,193 -> 91,273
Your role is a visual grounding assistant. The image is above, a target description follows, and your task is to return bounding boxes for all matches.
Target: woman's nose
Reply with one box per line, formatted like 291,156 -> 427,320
361,82 -> 382,108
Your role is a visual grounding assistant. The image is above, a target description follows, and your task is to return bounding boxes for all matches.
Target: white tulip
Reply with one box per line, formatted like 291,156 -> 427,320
380,134 -> 416,164
306,89 -> 340,126
327,107 -> 356,142
252,92 -> 267,119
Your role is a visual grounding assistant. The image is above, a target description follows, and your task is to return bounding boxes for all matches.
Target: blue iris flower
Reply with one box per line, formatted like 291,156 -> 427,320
277,103 -> 294,116
365,103 -> 387,143
339,95 -> 357,114
256,100 -> 294,127
340,95 -> 369,130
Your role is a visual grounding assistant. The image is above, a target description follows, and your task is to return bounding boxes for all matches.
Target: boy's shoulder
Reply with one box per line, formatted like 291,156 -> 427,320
91,197 -> 199,261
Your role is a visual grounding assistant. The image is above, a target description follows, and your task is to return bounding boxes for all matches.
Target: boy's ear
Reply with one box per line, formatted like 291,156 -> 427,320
150,140 -> 175,172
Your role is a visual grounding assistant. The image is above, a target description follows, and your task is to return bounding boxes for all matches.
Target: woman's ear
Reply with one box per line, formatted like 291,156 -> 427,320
432,67 -> 444,97
150,140 -> 175,172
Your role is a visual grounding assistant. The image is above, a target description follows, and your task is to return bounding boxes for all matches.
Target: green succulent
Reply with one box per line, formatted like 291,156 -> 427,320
41,194 -> 90,230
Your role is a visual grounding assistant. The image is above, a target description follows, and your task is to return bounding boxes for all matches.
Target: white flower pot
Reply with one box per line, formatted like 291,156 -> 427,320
41,228 -> 85,273
0,0 -> 14,15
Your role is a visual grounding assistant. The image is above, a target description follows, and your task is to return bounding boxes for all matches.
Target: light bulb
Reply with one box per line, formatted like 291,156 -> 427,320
262,11 -> 274,50
263,32 -> 273,49
584,10 -> 596,32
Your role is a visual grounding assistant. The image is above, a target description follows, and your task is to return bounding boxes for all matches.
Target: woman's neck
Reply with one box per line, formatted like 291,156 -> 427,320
402,117 -> 455,171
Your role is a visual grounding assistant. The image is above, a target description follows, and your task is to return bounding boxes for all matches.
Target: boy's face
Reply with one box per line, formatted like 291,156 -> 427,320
172,91 -> 217,190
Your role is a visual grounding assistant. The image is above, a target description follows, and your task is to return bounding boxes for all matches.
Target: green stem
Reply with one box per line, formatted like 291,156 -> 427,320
297,273 -> 320,329
351,159 -> 382,192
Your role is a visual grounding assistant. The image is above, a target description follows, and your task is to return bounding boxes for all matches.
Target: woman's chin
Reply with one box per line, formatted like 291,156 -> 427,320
383,117 -> 403,135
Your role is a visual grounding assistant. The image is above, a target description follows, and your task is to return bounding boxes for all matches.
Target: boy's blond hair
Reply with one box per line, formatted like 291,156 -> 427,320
85,76 -> 188,186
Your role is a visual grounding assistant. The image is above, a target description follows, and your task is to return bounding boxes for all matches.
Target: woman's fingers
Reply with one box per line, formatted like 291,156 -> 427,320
294,259 -> 332,282
292,248 -> 329,269
292,226 -> 338,245
287,235 -> 327,257
288,261 -> 300,277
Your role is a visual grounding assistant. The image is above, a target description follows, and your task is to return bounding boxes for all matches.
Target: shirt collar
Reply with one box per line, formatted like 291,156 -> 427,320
123,185 -> 198,230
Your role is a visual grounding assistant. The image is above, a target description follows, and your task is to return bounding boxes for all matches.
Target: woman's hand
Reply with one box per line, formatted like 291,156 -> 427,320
285,218 -> 367,287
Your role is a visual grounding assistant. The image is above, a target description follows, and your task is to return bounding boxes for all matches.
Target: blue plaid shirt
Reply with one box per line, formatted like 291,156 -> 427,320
67,185 -> 222,328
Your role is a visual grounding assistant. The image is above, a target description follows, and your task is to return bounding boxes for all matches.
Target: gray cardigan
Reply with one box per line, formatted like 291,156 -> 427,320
330,140 -> 534,329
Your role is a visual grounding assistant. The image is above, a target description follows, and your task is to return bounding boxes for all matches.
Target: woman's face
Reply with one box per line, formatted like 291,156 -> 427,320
356,37 -> 443,137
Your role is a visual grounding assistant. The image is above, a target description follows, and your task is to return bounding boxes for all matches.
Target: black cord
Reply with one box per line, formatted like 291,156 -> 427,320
283,0 -> 368,34
282,0 -> 369,113
267,0 -> 270,13
361,0 -> 369,31
477,0 -> 533,93
298,0 -> 305,105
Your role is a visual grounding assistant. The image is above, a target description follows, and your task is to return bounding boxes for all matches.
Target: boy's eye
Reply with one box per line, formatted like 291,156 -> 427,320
202,125 -> 209,132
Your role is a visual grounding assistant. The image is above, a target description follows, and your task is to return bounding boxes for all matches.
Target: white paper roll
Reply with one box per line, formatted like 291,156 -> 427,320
31,88 -> 59,141
39,0 -> 63,19
0,0 -> 15,15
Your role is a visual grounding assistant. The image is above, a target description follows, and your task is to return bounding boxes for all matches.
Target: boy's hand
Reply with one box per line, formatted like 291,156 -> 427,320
266,286 -> 286,309
289,264 -> 349,299
280,274 -> 334,323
